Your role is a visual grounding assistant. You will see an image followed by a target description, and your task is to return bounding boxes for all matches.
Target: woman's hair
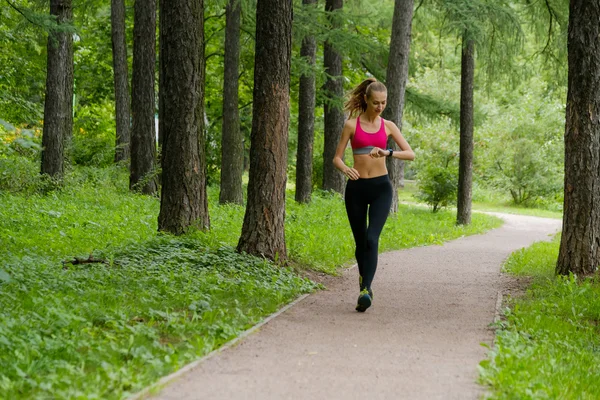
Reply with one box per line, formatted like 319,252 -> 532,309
344,78 -> 387,117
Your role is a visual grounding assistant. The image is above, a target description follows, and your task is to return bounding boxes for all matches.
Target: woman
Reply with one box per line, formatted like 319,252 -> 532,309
333,77 -> 415,312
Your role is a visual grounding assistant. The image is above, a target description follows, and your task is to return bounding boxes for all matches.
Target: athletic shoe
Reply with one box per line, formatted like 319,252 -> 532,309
355,288 -> 372,312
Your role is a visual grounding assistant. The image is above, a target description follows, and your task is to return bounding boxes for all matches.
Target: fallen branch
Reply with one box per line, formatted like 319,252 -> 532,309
62,254 -> 109,269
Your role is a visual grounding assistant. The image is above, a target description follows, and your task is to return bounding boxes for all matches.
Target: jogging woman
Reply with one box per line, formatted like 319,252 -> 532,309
333,77 -> 415,312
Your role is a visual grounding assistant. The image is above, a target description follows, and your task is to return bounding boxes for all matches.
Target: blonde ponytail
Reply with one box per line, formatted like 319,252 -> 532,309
344,78 -> 387,118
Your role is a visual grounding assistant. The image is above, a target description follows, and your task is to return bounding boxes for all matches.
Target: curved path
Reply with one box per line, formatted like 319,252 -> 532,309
144,213 -> 561,400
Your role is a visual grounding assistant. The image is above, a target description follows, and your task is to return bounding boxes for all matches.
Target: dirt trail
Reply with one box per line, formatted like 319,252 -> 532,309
144,213 -> 561,400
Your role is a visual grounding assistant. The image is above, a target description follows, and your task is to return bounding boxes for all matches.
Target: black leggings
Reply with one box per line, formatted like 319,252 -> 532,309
344,174 -> 393,292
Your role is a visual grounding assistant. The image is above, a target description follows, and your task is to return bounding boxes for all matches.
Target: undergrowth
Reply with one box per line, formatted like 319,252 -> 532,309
0,166 -> 501,399
480,235 -> 600,399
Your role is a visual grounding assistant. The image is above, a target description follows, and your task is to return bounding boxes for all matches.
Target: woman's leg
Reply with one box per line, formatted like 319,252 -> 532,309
361,177 -> 393,291
344,180 -> 368,288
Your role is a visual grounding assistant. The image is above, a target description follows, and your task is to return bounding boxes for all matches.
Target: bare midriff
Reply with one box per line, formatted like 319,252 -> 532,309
352,154 -> 388,179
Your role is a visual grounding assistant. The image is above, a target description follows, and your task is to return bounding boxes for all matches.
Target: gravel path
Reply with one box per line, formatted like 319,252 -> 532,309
143,213 -> 561,400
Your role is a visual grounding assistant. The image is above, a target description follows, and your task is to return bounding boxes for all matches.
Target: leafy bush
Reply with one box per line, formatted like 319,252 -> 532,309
487,137 -> 562,205
72,100 -> 117,167
0,124 -> 46,193
477,79 -> 564,208
412,126 -> 459,212
416,165 -> 458,212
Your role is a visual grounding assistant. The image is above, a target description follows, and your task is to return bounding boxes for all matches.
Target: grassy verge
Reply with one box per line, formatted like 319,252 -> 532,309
479,235 -> 600,399
0,167 -> 501,399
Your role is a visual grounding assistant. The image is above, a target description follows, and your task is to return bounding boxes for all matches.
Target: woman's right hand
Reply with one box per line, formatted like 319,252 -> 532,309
344,167 -> 360,180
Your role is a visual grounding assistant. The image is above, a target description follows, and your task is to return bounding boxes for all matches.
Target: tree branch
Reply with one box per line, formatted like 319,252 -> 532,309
4,0 -> 38,26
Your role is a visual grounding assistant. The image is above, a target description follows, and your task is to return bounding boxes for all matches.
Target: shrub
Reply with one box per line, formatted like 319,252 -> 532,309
416,164 -> 458,212
72,101 -> 117,167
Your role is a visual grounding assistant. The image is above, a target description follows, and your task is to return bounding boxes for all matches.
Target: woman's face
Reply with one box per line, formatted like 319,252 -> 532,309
364,90 -> 387,115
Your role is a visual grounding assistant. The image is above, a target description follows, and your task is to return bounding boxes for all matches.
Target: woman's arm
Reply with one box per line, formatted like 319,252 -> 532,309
383,120 -> 415,161
333,120 -> 361,180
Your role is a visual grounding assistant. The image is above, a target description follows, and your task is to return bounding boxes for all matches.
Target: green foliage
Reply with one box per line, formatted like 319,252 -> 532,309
480,237 -> 600,399
0,168 -> 317,399
477,78 -> 564,209
72,100 -> 117,167
502,234 -> 560,278
410,115 -> 459,212
0,123 -> 46,194
416,166 -> 458,213
0,2 -> 47,123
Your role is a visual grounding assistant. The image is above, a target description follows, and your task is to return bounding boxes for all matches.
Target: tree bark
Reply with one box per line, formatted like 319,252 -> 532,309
158,0 -> 210,234
322,0 -> 345,194
295,0 -> 317,204
219,0 -> 244,205
456,37 -> 474,225
111,0 -> 131,163
237,0 -> 292,262
556,0 -> 600,276
41,0 -> 73,179
382,0 -> 414,213
130,0 -> 157,194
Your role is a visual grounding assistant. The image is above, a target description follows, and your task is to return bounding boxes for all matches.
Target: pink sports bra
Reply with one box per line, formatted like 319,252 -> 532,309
351,116 -> 388,155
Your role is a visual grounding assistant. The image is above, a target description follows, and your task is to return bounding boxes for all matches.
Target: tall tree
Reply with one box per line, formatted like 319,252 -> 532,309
295,0 -> 318,204
130,0 -> 157,194
158,0 -> 209,234
41,0 -> 73,178
219,0 -> 244,205
111,0 -> 130,163
556,0 -> 600,276
456,36 -> 474,225
322,0 -> 345,194
382,0 -> 414,213
237,0 -> 292,261
433,0 -> 522,225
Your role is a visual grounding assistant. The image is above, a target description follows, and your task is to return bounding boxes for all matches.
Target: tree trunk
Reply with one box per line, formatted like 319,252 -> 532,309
111,0 -> 131,163
456,37 -> 474,225
130,0 -> 157,194
158,0 -> 210,234
219,0 -> 244,205
556,0 -> 600,276
41,0 -> 73,179
237,0 -> 292,262
382,0 -> 414,213
295,0 -> 317,204
322,0 -> 345,194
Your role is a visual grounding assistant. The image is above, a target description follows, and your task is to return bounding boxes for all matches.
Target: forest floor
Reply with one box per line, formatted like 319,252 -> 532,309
135,213 -> 561,400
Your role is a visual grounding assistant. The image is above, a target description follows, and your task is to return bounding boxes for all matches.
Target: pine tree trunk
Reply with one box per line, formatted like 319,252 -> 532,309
382,0 -> 414,213
130,0 -> 157,194
295,0 -> 317,204
219,0 -> 244,205
158,0 -> 209,234
456,37 -> 474,226
556,0 -> 600,276
111,0 -> 130,163
41,0 -> 73,179
322,0 -> 345,194
237,0 -> 292,262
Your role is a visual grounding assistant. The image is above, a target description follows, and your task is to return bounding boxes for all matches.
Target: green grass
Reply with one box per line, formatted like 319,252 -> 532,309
479,235 -> 600,399
399,180 -> 563,219
0,166 -> 502,399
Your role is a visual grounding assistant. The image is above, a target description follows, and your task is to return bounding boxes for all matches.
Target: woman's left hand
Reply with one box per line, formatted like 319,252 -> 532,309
369,147 -> 388,159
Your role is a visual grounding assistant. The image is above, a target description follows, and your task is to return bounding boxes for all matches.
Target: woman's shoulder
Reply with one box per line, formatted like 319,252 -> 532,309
383,118 -> 400,134
343,117 -> 358,130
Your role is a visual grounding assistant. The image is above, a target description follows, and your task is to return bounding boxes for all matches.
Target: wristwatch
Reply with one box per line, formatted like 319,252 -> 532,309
387,148 -> 394,158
